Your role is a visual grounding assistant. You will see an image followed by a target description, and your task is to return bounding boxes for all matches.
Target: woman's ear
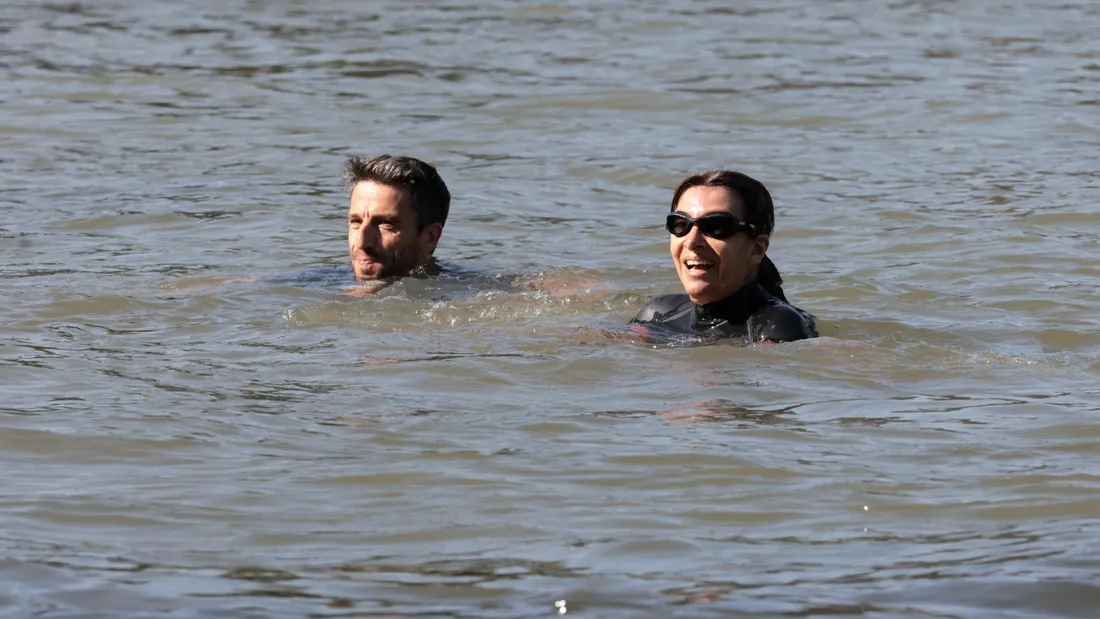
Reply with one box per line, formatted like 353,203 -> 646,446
752,233 -> 770,263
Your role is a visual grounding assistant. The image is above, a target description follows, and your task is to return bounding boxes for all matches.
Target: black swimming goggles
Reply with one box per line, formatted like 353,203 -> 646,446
665,211 -> 758,240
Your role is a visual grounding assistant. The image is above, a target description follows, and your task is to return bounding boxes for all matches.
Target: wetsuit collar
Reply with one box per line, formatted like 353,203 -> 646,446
695,282 -> 771,325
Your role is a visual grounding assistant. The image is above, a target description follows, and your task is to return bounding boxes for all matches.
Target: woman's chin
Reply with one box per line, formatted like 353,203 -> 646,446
677,279 -> 712,301
682,281 -> 733,306
681,285 -> 713,305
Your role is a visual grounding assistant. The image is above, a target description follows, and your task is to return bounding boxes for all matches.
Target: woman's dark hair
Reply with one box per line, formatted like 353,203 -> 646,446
345,154 -> 450,230
670,170 -> 788,302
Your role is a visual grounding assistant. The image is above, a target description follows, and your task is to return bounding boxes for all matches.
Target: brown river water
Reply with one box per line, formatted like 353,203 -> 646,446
2,1 -> 1099,617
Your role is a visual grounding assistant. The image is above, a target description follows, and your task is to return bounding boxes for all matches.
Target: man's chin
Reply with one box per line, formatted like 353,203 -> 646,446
353,266 -> 386,281
352,258 -> 388,281
352,255 -> 423,281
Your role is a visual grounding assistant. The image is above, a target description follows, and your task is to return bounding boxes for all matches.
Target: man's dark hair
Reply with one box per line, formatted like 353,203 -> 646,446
670,170 -> 788,302
345,154 -> 450,229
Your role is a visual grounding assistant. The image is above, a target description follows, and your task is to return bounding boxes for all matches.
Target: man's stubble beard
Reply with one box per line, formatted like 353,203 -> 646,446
355,245 -> 421,280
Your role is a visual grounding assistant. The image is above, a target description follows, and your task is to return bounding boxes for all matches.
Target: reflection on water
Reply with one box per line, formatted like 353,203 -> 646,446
2,0 -> 1100,617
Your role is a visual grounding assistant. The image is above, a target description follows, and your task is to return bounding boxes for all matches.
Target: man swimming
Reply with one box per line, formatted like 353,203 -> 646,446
341,155 -> 578,299
345,154 -> 450,281
630,170 -> 818,343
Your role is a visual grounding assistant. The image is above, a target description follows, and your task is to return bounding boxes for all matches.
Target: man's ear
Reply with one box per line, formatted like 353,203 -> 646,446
422,222 -> 443,255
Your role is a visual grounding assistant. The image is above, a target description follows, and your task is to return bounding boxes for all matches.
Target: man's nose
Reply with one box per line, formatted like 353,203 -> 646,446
354,221 -> 377,247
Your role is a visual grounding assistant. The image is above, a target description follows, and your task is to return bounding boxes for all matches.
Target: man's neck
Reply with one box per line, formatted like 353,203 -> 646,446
409,257 -> 442,278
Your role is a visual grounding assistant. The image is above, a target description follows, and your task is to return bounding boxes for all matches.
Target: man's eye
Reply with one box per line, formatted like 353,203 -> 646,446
380,222 -> 397,230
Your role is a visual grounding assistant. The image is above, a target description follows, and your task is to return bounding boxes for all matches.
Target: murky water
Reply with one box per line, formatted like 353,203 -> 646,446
2,0 -> 1099,617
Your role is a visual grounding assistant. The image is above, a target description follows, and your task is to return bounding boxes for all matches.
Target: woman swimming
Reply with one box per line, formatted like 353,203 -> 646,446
631,170 -> 818,343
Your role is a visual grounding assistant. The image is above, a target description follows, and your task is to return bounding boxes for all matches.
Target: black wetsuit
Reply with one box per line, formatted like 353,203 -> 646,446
630,282 -> 818,343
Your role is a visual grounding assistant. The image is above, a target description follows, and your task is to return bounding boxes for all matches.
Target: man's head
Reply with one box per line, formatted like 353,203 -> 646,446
345,154 -> 450,280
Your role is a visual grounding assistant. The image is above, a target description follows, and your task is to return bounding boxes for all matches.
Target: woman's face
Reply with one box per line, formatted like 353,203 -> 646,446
670,185 -> 770,305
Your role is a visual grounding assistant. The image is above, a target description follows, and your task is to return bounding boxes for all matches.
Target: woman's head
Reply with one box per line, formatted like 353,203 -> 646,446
667,170 -> 786,305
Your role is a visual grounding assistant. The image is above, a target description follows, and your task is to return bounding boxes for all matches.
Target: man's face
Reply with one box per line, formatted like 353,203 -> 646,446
347,181 -> 441,281
671,185 -> 769,305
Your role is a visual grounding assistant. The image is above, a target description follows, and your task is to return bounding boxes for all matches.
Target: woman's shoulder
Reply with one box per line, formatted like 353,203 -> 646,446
750,299 -> 819,342
631,293 -> 692,323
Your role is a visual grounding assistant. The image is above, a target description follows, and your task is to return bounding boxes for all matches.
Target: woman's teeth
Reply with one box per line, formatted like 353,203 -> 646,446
685,260 -> 713,270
